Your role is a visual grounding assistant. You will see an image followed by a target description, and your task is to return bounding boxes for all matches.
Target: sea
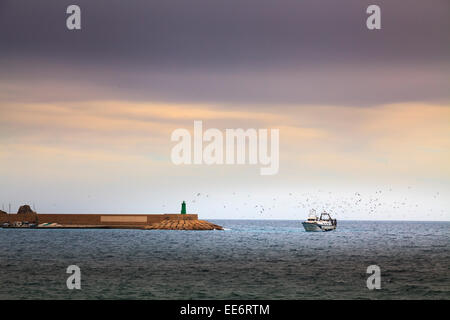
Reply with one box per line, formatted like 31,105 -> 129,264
0,220 -> 448,300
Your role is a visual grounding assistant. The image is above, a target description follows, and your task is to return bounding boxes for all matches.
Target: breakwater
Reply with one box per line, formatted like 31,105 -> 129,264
0,212 -> 223,230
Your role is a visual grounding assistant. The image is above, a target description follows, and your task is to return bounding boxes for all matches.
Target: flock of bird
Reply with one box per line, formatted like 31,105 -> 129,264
4,189 -> 444,219
175,188 -> 445,219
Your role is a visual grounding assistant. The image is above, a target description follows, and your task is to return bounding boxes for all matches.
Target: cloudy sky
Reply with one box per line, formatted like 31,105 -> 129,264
0,0 -> 449,220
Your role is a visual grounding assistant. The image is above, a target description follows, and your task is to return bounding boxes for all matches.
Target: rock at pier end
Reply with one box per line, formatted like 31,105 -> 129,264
17,205 -> 36,214
146,219 -> 223,230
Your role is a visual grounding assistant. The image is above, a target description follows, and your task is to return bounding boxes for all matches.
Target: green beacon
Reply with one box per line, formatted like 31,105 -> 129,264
181,201 -> 187,214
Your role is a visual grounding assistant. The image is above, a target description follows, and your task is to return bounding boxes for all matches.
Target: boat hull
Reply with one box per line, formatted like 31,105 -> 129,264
302,222 -> 336,232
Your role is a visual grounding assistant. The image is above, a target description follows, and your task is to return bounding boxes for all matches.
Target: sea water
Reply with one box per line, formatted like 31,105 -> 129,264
0,220 -> 448,299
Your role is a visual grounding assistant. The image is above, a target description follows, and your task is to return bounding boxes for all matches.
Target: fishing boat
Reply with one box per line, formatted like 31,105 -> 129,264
302,210 -> 337,232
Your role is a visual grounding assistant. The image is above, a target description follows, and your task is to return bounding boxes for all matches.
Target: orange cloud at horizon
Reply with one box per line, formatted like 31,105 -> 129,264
0,100 -> 449,184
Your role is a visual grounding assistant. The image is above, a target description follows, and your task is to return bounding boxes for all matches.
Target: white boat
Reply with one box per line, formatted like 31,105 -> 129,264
302,210 -> 337,232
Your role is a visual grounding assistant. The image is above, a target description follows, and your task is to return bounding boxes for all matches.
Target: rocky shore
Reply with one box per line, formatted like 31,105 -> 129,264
145,219 -> 223,230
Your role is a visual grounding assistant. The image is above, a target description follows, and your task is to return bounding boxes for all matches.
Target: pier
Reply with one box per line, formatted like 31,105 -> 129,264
0,205 -> 223,230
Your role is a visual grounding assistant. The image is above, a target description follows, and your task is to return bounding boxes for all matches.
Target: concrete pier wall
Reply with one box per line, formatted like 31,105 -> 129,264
0,213 -> 198,226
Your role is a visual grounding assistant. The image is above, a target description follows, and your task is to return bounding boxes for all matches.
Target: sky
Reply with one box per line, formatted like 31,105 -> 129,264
0,0 -> 449,220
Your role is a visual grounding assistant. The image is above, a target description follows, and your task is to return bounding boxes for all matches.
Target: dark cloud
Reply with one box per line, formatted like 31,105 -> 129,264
0,0 -> 449,106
